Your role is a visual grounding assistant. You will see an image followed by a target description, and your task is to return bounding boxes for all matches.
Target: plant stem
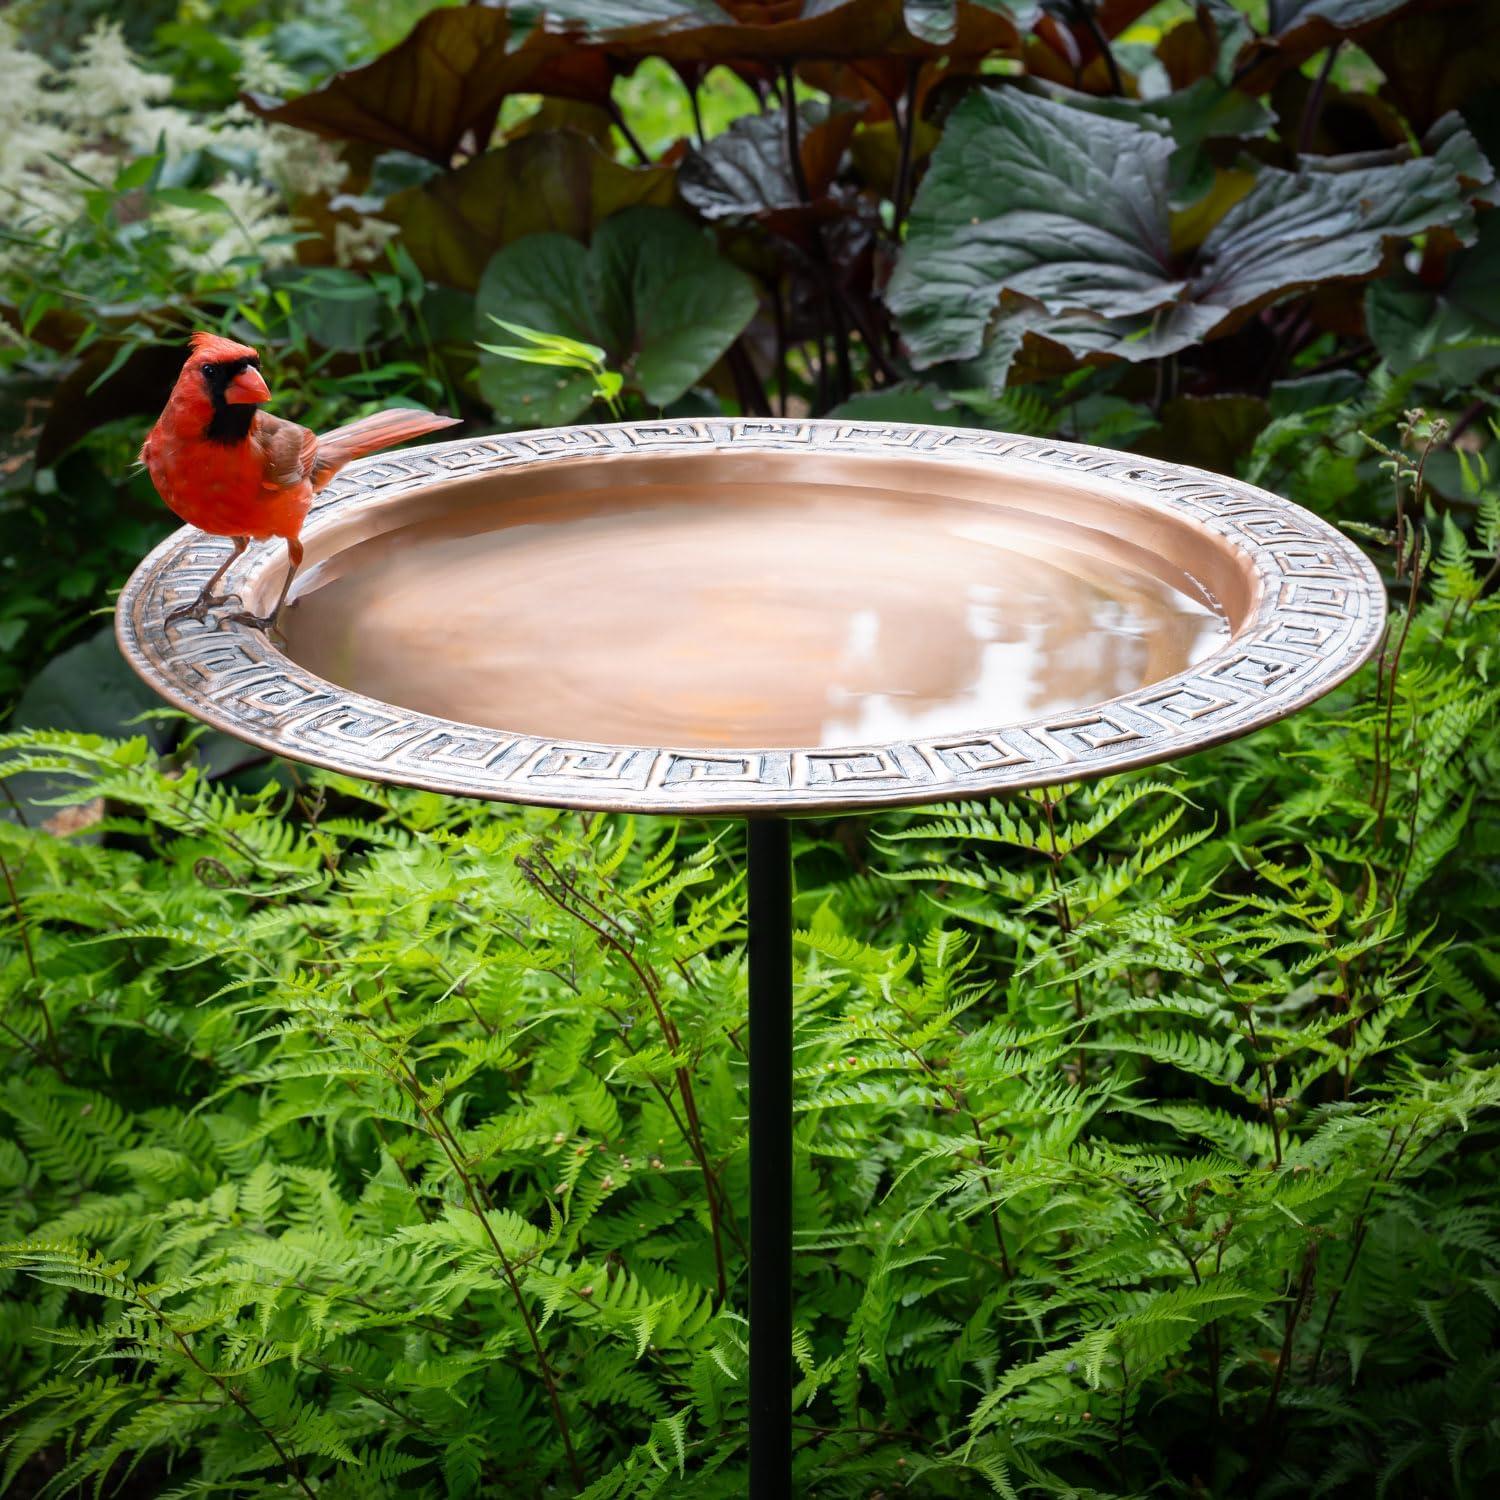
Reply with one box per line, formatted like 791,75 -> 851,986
1070,1 -> 1124,95
1374,526 -> 1425,837
771,276 -> 789,416
395,1053 -> 585,1489
133,1287 -> 316,1500
891,60 -> 922,238
877,1009 -> 1012,1277
1310,1123 -> 1416,1376
1241,1001 -> 1283,1167
518,851 -> 734,1302
687,78 -> 706,148
606,98 -> 652,166
781,62 -> 810,203
1198,944 -> 1282,1165
1298,43 -> 1341,156
779,60 -> 854,404
1253,1241 -> 1319,1476
1038,788 -> 1086,1079
726,335 -> 773,416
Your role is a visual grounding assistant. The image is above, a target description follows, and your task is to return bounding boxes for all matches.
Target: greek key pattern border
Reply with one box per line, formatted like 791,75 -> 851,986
115,419 -> 1387,815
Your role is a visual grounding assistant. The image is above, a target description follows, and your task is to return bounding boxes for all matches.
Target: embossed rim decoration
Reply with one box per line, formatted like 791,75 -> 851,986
115,419 -> 1387,816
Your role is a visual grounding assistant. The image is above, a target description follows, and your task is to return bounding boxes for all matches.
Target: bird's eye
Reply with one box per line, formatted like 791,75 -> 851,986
201,363 -> 217,377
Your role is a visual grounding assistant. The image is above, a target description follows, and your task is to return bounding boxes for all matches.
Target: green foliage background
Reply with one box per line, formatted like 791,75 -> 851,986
2,1 -> 1500,1496
3,414 -> 1498,1496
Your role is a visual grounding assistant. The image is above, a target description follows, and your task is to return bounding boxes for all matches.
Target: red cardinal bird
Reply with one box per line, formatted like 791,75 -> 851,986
140,332 -> 460,633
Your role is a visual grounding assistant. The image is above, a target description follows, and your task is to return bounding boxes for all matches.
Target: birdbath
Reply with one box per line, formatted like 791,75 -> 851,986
116,417 -> 1384,1496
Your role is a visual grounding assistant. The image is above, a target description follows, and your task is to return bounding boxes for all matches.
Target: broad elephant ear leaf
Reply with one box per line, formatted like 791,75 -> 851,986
885,88 -> 1187,372
539,0 -> 1020,62
1190,115 -> 1495,320
904,1 -> 1039,45
589,207 -> 761,404
1206,0 -> 1429,91
678,101 -> 860,232
475,207 -> 758,425
385,132 -> 676,291
1361,0 -> 1500,131
887,87 -> 1496,389
474,236 -> 601,428
246,7 -> 614,162
1017,74 -> 1275,206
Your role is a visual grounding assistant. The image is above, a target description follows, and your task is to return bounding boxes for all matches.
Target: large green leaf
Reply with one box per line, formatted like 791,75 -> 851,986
474,207 -> 758,425
1362,0 -> 1500,131
886,87 -> 1190,372
245,6 -> 614,162
907,1 -> 1039,44
1017,75 -> 1275,206
1206,0 -> 1429,90
678,101 -> 861,236
475,238 -> 600,428
536,0 -> 1021,62
385,132 -> 677,292
1263,0 -> 1420,38
887,87 -> 1495,388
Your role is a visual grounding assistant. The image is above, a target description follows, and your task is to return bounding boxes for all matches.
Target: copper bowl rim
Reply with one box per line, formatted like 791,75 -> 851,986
115,418 -> 1386,816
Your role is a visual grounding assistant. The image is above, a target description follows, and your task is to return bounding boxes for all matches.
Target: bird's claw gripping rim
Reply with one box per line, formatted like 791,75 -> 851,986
217,610 -> 287,647
164,591 -> 243,626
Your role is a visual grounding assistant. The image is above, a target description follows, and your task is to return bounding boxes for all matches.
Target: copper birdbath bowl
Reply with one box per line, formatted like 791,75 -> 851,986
116,418 -> 1386,1493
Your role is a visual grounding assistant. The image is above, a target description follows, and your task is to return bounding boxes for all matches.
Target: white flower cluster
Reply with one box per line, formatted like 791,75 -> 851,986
0,16 -> 393,292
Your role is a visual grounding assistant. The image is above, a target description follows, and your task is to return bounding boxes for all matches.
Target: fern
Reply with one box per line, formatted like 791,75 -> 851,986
1,418 -> 1499,1495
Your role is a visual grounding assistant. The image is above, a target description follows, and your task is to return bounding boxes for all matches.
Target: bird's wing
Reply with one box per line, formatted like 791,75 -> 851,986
311,409 -> 461,487
254,413 -> 319,492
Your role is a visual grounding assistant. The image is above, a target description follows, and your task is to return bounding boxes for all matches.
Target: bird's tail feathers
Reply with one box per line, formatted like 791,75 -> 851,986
312,409 -> 462,482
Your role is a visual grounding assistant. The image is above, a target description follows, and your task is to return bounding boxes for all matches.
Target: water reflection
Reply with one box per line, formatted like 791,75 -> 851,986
283,483 -> 1228,749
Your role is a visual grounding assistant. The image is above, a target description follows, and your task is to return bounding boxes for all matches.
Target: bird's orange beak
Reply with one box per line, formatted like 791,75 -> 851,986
225,366 -> 272,405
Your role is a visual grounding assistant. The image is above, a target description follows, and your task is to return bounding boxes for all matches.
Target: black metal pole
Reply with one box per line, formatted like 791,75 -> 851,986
747,816 -> 793,1498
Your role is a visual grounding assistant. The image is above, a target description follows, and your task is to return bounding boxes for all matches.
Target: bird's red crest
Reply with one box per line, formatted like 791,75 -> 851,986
187,331 -> 259,365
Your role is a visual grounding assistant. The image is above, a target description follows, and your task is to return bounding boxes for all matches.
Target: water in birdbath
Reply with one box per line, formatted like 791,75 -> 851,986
281,481 -> 1229,749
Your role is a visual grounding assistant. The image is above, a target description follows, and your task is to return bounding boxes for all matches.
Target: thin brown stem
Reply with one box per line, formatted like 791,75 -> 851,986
393,1052 -> 585,1489
518,854 -> 732,1302
1374,538 -> 1425,838
726,336 -> 773,417
606,98 -> 651,166
1071,0 -> 1123,95
1038,789 -> 1086,1079
687,78 -> 706,148
1253,1242 -> 1319,1477
505,903 -> 746,1258
891,60 -> 922,237
133,1287 -> 315,1500
771,277 -> 789,416
1298,44 -> 1341,156
781,62 -> 810,203
1310,1123 -> 1416,1376
876,1012 -> 1012,1277
1241,1002 -> 1283,1167
1199,945 -> 1282,1166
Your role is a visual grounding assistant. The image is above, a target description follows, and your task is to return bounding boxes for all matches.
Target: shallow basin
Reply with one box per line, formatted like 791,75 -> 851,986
116,419 -> 1385,814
